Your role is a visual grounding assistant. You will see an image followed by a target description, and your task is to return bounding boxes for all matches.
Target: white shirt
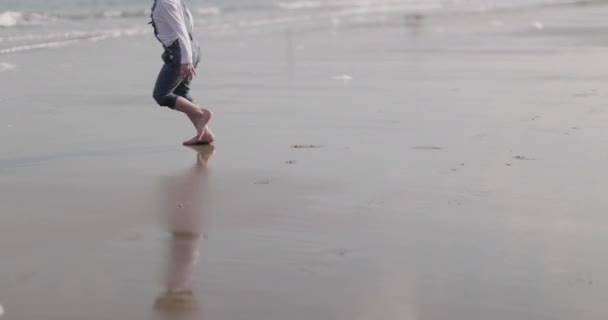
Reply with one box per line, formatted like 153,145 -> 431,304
152,0 -> 194,64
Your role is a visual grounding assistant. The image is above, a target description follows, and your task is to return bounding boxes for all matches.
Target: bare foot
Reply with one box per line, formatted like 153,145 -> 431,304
192,108 -> 212,136
183,109 -> 213,146
183,128 -> 214,146
201,127 -> 215,143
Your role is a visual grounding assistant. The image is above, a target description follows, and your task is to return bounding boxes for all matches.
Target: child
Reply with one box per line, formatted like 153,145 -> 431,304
151,0 -> 214,145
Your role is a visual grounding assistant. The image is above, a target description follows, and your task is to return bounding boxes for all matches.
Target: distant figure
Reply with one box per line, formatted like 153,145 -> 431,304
150,0 -> 215,146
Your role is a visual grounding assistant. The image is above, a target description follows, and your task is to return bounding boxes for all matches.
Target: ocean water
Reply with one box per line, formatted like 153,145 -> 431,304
0,0 -> 600,57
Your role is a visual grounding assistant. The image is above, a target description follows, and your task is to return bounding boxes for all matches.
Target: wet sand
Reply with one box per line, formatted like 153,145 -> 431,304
3,3 -> 608,320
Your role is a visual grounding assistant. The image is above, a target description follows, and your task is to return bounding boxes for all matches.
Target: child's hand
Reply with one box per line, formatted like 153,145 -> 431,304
180,64 -> 196,81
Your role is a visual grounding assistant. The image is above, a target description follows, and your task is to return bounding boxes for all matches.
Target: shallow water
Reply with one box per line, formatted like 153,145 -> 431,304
1,0 -> 602,54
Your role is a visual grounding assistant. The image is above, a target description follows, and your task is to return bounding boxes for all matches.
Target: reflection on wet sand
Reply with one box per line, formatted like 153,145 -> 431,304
154,145 -> 215,320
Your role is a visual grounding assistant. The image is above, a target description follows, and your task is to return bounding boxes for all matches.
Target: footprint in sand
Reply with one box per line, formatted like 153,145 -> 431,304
411,146 -> 442,150
472,133 -> 488,139
569,274 -> 593,286
572,90 -> 597,98
513,155 -> 536,161
329,248 -> 349,257
292,144 -> 323,149
285,160 -> 297,165
254,179 -> 272,185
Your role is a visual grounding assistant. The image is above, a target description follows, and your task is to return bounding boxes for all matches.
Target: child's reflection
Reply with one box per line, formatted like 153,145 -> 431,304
154,145 -> 215,320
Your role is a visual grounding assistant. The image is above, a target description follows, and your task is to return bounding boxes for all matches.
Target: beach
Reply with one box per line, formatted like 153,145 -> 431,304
2,0 -> 608,319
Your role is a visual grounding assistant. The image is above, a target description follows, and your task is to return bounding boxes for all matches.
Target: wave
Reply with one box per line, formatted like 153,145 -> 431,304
0,10 -> 151,29
0,11 -> 19,27
0,62 -> 16,72
54,6 -> 222,19
0,6 -> 224,28
0,31 -> 91,43
196,7 -> 222,15
277,1 -> 324,10
3,0 -> 607,24
0,27 -> 148,55
0,11 -> 54,28
2,0 -> 607,50
333,1 -> 442,17
0,40 -> 78,54
276,0 -> 608,13
2,0 -> 602,30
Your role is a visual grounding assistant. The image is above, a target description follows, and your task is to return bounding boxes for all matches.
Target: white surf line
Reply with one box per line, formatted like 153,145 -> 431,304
87,28 -> 149,42
0,30 -> 93,43
0,28 -> 150,55
0,39 -> 80,54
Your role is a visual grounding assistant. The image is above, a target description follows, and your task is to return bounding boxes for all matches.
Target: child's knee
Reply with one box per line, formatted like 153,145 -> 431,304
153,92 -> 178,109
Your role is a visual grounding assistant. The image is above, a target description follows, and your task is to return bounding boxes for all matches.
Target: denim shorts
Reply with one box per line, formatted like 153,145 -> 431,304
152,40 -> 201,109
